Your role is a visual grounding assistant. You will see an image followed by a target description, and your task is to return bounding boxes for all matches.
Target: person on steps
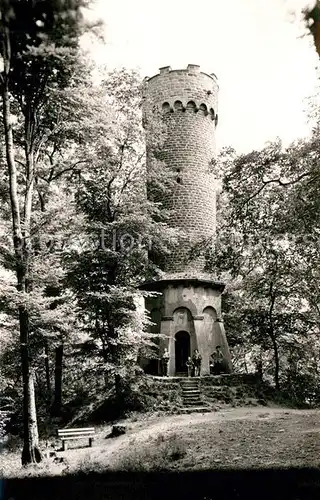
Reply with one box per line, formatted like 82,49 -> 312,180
162,348 -> 170,376
186,356 -> 194,377
192,349 -> 202,377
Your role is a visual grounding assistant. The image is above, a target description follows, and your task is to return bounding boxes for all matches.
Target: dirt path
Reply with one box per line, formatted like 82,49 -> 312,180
62,406 -> 319,471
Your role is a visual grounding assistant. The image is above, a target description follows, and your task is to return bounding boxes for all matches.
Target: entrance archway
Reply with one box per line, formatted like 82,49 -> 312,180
175,331 -> 190,373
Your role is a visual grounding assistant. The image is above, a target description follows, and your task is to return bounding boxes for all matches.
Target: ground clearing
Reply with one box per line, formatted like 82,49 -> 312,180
1,406 -> 320,477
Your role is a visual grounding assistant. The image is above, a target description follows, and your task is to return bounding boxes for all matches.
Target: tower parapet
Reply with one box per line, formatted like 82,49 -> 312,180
143,65 -> 218,125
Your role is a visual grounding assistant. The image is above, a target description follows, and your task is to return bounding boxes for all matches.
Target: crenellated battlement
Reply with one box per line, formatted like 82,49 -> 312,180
148,64 -> 218,83
142,64 -> 219,128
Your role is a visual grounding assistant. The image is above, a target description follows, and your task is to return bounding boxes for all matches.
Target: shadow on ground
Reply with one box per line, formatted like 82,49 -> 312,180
2,468 -> 320,500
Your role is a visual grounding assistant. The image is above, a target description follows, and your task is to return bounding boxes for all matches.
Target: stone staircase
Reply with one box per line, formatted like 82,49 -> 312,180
143,374 -> 272,415
180,378 -> 210,413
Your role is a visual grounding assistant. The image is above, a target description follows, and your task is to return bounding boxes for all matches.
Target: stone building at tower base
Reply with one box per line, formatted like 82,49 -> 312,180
140,278 -> 233,376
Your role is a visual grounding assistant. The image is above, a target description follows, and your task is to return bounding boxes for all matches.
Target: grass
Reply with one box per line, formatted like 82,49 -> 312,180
68,432 -> 187,474
1,408 -> 320,477
0,452 -> 66,479
113,432 -> 187,471
108,409 -> 320,472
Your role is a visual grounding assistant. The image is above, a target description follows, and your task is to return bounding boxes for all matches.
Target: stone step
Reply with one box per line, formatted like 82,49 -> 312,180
182,388 -> 200,393
181,377 -> 202,408
183,396 -> 202,402
180,377 -> 203,407
184,402 -> 202,406
180,406 -> 211,414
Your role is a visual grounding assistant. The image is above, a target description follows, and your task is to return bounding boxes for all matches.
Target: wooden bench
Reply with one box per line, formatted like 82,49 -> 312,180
58,427 -> 95,451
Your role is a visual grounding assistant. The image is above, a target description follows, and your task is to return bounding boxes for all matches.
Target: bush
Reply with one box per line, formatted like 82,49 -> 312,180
0,411 -> 11,440
2,433 -> 22,452
281,372 -> 320,408
162,433 -> 187,461
71,454 -> 107,476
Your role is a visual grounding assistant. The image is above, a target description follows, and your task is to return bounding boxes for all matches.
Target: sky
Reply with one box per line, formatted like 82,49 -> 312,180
85,0 -> 320,153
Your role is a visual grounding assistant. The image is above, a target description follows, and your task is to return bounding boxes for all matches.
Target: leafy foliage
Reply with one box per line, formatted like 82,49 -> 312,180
208,134 -> 320,398
64,68 -> 178,398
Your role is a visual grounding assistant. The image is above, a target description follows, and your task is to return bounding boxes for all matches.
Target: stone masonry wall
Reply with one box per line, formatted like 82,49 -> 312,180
143,65 -> 219,275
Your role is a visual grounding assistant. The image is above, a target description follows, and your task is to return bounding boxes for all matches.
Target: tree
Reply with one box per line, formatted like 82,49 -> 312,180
65,68 -> 178,407
0,0 -> 97,465
304,2 -> 320,58
208,136 -> 320,394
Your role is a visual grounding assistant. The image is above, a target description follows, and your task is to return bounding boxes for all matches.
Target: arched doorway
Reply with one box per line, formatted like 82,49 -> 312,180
175,331 -> 190,373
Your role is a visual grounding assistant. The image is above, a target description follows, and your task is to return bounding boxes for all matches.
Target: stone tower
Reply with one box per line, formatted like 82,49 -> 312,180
140,65 -> 232,376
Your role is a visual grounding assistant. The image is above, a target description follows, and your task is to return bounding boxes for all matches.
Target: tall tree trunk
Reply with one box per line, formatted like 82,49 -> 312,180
18,274 -> 42,464
52,345 -> 63,416
268,286 -> 280,391
21,363 -> 42,465
243,359 -> 248,374
114,373 -> 122,399
35,185 -> 53,406
107,319 -> 123,401
271,337 -> 280,391
44,341 -> 51,402
1,20 -> 41,465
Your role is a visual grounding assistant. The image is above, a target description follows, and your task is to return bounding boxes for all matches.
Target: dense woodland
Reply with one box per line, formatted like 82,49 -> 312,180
0,0 -> 319,466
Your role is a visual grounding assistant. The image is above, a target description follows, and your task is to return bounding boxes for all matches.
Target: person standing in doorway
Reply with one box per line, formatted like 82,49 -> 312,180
192,349 -> 202,377
186,356 -> 194,377
211,345 -> 224,375
162,348 -> 170,376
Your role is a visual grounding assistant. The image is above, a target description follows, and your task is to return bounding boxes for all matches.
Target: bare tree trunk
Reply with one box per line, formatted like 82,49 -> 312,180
114,373 -> 122,399
271,337 -> 280,391
243,359 -> 248,374
1,19 -> 41,465
52,345 -> 63,416
44,341 -> 51,400
268,284 -> 280,391
35,185 -> 53,406
108,319 -> 123,401
21,365 -> 42,465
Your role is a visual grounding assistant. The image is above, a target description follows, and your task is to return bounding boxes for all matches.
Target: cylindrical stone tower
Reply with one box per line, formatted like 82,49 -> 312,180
142,64 -> 218,276
140,65 -> 232,376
